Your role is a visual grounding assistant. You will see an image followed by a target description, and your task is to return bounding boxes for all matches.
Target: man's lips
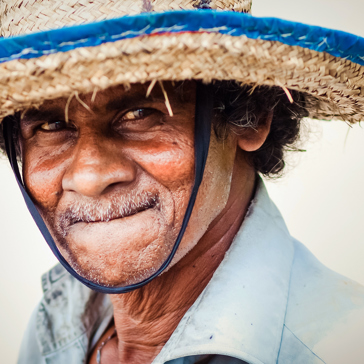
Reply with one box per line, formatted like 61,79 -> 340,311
71,195 -> 159,225
62,198 -> 161,251
56,192 -> 160,237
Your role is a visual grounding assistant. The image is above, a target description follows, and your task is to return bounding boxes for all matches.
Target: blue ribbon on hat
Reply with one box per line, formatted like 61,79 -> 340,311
0,10 -> 363,66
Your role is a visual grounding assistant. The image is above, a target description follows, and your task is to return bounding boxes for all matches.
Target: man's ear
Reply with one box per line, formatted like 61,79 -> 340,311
237,111 -> 273,152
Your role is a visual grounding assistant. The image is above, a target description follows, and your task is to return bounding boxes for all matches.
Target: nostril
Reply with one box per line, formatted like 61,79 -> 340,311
103,181 -> 126,194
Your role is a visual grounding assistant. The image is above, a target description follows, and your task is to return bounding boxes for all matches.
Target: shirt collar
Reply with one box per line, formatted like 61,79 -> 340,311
153,178 -> 295,364
36,178 -> 294,363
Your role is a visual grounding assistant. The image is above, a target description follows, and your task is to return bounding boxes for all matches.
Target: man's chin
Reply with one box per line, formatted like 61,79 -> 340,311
56,241 -> 163,286
54,229 -> 174,287
63,255 -> 160,287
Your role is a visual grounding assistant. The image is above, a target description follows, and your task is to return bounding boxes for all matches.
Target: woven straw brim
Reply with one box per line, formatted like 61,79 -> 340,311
0,13 -> 363,123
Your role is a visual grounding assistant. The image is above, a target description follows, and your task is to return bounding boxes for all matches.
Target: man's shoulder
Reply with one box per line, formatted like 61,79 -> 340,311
19,264 -> 112,363
282,239 -> 364,364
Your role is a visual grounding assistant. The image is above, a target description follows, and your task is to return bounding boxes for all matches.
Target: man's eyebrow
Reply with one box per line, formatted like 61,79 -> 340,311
103,93 -> 165,111
21,108 -> 64,126
21,90 -> 168,125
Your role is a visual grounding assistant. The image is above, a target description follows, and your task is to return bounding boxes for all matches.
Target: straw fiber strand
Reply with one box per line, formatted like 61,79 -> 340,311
0,0 -> 252,36
0,32 -> 363,122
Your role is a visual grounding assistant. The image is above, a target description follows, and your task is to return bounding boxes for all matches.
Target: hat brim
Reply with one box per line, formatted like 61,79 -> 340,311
0,10 -> 363,122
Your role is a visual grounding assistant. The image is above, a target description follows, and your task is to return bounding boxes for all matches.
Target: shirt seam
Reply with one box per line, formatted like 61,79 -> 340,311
275,236 -> 296,364
283,325 -> 326,363
157,344 -> 266,364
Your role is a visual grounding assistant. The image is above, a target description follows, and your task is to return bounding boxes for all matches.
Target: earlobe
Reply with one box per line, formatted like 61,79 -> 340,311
237,111 -> 273,152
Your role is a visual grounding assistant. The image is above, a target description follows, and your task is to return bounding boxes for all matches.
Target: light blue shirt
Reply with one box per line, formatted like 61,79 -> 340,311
18,180 -> 364,364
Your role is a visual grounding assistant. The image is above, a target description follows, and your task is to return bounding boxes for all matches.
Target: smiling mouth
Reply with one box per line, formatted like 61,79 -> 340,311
81,201 -> 157,224
58,193 -> 160,232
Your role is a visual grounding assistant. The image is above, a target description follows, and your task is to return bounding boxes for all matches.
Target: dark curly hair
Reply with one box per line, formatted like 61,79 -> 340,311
212,81 -> 308,176
0,81 -> 308,177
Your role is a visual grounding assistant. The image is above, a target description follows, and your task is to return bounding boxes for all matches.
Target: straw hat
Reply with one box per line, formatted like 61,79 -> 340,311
0,0 -> 363,123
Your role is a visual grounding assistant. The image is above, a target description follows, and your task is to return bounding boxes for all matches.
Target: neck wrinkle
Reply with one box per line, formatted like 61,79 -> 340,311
110,157 -> 256,364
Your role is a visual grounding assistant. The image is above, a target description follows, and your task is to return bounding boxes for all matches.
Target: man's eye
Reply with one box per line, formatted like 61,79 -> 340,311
114,108 -> 162,133
40,120 -> 67,131
121,109 -> 153,121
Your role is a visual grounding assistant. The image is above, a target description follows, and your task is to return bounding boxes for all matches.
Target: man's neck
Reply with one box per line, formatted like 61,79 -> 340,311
110,158 -> 256,364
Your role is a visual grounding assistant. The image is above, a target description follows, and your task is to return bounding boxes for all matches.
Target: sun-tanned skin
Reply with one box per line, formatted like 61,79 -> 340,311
20,82 -> 272,364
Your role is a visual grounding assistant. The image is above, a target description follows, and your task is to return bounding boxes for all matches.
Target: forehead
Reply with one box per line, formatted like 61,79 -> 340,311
22,81 -> 195,121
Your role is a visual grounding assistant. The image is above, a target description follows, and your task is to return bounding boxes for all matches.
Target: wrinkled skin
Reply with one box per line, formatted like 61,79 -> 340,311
20,81 -> 272,363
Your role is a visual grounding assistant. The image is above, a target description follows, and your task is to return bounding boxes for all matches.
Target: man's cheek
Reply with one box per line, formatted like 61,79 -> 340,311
25,171 -> 60,210
132,145 -> 195,188
23,155 -> 64,211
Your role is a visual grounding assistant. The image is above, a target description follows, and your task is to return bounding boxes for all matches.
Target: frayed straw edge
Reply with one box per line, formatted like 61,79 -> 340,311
158,81 -> 173,117
75,91 -> 95,115
281,86 -> 294,104
91,87 -> 98,103
146,80 -> 157,98
65,92 -> 75,124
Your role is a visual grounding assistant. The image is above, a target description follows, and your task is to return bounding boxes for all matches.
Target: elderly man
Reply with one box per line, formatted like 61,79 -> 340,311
0,0 -> 364,363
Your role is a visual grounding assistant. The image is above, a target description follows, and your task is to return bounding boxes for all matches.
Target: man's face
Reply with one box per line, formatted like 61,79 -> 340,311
20,82 -> 238,286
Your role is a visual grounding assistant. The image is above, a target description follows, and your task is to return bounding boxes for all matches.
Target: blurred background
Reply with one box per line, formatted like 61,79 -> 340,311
1,0 -> 364,362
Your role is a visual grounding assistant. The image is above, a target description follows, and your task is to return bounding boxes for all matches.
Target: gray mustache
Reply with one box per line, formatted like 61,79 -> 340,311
56,191 -> 159,236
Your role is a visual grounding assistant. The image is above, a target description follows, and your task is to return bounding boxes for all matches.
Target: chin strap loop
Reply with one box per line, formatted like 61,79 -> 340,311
2,82 -> 213,294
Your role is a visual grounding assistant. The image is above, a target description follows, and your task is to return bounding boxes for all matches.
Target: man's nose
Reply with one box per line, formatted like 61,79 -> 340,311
62,133 -> 136,197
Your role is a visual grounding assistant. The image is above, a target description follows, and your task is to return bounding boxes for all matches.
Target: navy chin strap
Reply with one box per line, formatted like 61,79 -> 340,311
2,82 -> 213,294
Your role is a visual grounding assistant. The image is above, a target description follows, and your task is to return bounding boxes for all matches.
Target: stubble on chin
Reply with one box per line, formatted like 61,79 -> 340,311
39,191 -> 178,287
